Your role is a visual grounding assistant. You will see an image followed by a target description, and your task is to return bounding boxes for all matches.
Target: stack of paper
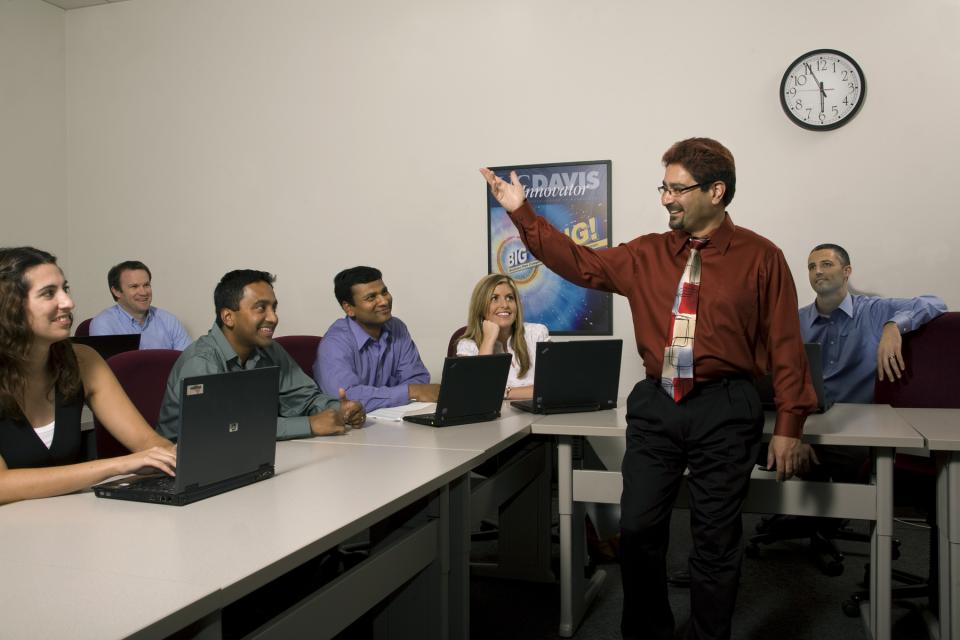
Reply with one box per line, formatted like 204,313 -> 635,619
367,402 -> 435,421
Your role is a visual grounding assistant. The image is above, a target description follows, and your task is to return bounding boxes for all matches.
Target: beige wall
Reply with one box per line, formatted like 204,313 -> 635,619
53,0 -> 960,390
1,0 -> 67,264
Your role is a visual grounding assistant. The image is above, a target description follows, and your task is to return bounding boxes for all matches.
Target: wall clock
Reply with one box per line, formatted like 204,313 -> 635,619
780,49 -> 866,130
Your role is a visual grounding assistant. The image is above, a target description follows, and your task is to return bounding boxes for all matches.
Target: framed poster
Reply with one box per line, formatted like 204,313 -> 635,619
486,160 -> 612,336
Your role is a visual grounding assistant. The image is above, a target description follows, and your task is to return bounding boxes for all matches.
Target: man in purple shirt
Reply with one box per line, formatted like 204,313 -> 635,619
314,266 -> 439,411
90,260 -> 191,350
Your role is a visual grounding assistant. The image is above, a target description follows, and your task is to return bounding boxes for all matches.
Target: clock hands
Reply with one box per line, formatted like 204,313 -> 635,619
804,62 -> 828,98
804,62 -> 828,115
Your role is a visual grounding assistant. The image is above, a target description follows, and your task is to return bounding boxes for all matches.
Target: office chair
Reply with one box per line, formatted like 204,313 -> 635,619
447,326 -> 467,358
444,324 -> 555,575
94,349 -> 182,458
843,311 -> 960,616
274,335 -> 322,378
747,495 -> 874,576
73,318 -> 92,337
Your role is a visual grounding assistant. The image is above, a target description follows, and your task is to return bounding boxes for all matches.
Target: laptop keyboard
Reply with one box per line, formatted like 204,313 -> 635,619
126,475 -> 176,493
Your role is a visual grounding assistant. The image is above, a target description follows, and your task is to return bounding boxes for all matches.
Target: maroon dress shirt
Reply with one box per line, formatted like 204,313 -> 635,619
508,201 -> 818,437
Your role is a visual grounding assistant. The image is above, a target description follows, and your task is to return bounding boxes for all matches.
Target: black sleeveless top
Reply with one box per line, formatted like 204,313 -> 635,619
0,390 -> 84,469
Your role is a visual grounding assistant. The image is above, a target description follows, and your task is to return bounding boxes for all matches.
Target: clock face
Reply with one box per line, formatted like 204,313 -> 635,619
780,49 -> 866,130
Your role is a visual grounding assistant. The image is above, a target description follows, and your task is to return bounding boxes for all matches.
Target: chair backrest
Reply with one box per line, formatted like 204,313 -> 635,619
73,318 -> 92,337
874,312 -> 960,408
447,326 -> 467,358
94,349 -> 182,458
274,335 -> 322,378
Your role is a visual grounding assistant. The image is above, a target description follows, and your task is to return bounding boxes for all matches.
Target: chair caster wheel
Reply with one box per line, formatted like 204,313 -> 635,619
822,560 -> 844,577
842,598 -> 862,618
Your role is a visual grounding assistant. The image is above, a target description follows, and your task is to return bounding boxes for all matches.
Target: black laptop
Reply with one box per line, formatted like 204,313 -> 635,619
403,353 -> 511,427
511,339 -> 623,414
94,367 -> 279,506
756,342 -> 832,413
71,334 -> 141,360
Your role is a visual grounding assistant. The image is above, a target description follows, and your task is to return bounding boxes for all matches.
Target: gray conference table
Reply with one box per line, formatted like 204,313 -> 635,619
530,402 -> 924,640
894,407 -> 960,640
296,404 -> 555,583
0,440 -> 482,639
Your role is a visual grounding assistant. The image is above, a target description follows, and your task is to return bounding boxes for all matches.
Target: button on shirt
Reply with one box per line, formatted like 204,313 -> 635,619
157,323 -> 339,441
90,304 -> 192,351
314,317 -> 431,411
799,293 -> 947,404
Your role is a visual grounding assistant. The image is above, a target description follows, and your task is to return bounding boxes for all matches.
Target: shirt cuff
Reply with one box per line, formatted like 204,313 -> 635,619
395,384 -> 415,405
773,411 -> 805,438
888,314 -> 909,333
507,200 -> 535,223
276,416 -> 313,440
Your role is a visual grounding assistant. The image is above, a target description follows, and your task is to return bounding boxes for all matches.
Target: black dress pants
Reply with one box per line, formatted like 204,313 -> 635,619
619,377 -> 764,640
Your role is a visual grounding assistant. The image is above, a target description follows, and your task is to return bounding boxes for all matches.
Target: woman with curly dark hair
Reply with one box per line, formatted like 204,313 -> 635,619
0,247 -> 176,503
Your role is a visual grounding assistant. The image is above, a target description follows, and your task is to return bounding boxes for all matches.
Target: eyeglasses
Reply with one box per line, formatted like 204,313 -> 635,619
657,183 -> 703,197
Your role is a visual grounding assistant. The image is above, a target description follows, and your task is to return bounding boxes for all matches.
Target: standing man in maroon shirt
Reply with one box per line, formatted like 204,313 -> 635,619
482,138 -> 818,640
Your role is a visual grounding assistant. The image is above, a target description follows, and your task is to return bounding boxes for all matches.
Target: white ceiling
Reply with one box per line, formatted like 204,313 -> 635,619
42,0 -> 130,9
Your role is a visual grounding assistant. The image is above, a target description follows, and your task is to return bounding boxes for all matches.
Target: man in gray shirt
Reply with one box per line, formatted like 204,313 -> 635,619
158,269 -> 364,441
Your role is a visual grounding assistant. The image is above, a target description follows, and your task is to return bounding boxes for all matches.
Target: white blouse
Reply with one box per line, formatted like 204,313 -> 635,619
457,323 -> 550,388
34,421 -> 55,449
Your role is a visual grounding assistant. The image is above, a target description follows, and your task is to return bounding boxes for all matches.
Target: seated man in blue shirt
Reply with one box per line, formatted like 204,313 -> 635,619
314,266 -> 439,411
90,260 -> 191,350
158,269 -> 365,441
798,243 -> 946,479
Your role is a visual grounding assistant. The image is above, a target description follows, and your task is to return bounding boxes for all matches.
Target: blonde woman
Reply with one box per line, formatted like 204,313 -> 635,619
456,274 -> 549,400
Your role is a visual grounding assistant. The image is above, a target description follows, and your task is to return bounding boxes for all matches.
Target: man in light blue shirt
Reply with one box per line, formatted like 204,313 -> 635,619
90,260 -> 191,350
314,266 -> 439,411
797,243 -> 946,478
800,243 -> 946,405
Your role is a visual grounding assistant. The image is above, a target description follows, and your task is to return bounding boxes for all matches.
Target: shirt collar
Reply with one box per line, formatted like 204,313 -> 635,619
805,293 -> 854,326
115,304 -> 154,325
668,212 -> 735,256
208,322 -> 265,367
347,316 -> 391,349
838,293 -> 854,318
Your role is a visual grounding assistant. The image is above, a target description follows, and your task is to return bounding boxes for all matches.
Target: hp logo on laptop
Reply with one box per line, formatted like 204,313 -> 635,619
228,423 -> 239,433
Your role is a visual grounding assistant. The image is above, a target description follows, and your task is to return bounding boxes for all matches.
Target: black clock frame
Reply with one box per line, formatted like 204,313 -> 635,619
779,48 -> 866,131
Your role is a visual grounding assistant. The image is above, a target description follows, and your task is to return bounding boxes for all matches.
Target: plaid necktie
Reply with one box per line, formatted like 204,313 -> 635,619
661,237 -> 709,402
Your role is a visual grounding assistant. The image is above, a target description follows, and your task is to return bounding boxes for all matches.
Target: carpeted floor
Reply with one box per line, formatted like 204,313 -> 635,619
471,509 -> 936,639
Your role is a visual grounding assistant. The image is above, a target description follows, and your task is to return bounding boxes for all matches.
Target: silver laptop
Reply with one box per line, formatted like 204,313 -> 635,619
94,367 -> 279,505
511,339 -> 623,414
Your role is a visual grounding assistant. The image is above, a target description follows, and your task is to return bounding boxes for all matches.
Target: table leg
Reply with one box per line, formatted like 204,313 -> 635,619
448,474 -> 471,640
873,447 -> 893,640
557,436 -> 606,638
946,452 -> 960,640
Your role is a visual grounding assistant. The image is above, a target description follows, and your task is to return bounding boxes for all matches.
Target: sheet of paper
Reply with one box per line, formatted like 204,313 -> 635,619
367,402 -> 436,421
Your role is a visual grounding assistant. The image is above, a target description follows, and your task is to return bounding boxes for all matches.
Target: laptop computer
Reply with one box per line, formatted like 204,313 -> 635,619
71,334 -> 141,360
403,353 -> 511,427
94,367 -> 279,505
756,342 -> 832,413
511,339 -> 623,414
